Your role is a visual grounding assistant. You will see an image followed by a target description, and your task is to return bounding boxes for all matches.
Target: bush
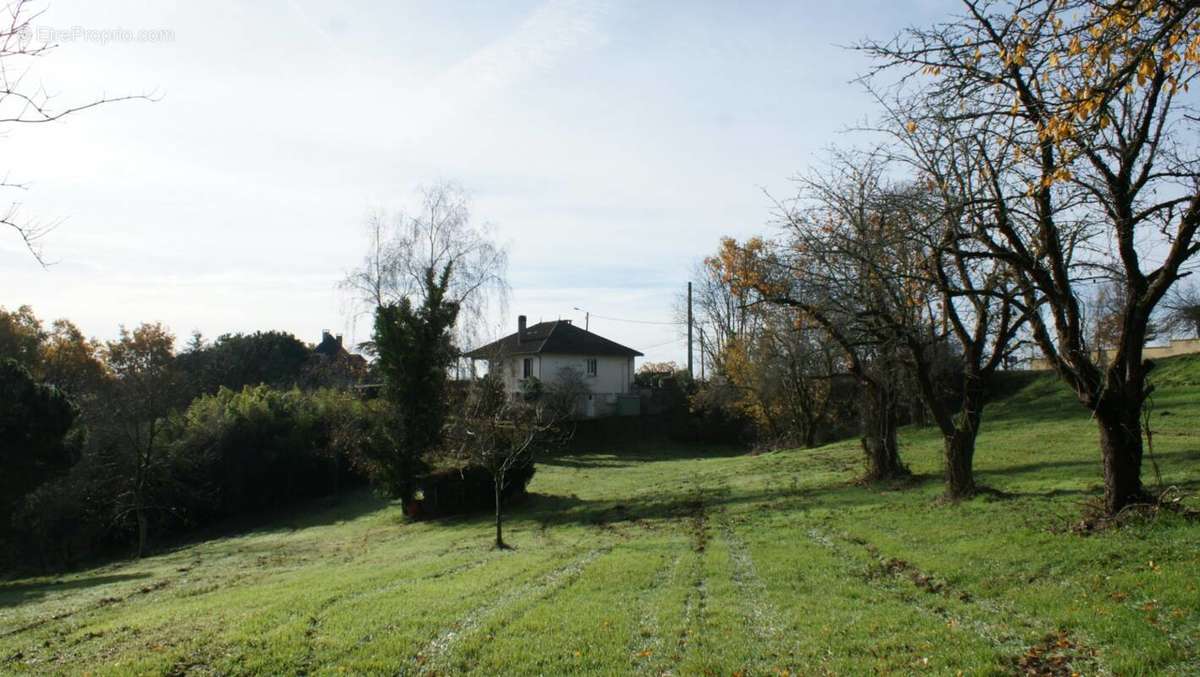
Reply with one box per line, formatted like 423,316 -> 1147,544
172,386 -> 372,521
11,453 -> 111,570
5,385 -> 378,571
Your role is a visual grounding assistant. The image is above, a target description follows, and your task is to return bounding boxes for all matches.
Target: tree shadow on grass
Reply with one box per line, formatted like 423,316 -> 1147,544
0,572 -> 151,609
112,490 -> 396,569
539,444 -> 748,470
177,489 -> 391,543
512,473 -> 944,532
977,448 -> 1199,481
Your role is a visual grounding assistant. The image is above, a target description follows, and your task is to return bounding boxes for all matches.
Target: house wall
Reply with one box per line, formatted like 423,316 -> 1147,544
487,353 -> 636,416
539,354 -> 632,394
1027,337 -> 1200,371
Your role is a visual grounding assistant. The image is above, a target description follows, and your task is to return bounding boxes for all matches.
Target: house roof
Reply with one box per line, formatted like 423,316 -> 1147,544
465,320 -> 644,359
313,331 -> 344,358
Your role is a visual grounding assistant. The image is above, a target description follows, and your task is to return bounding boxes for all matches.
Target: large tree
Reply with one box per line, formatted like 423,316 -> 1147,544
679,254 -> 765,375
0,305 -> 44,371
867,114 -> 1036,498
98,323 -> 182,558
175,330 -> 311,399
40,318 -> 106,403
341,182 -> 509,353
716,225 -> 912,481
862,0 -> 1200,514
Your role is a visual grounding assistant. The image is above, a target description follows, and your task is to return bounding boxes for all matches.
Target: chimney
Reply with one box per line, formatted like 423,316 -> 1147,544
335,334 -> 343,348
518,315 -> 527,340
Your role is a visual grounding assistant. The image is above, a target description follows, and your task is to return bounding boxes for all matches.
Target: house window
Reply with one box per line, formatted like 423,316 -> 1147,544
523,358 -> 533,379
586,358 -> 597,377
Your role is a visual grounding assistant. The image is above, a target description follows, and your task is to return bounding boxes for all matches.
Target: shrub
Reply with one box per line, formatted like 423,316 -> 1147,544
5,385 -> 378,571
172,386 -> 371,520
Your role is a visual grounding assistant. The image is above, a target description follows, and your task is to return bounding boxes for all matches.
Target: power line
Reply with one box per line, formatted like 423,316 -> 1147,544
643,336 -> 686,350
585,312 -> 684,326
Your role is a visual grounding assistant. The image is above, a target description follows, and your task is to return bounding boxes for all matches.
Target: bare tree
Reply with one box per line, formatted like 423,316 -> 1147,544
341,182 -> 509,353
717,158 -> 923,481
1,1 -> 149,264
446,371 -> 581,549
676,255 -> 764,372
720,307 -> 840,449
1162,282 -> 1200,338
861,0 -> 1200,514
863,108 -> 1036,498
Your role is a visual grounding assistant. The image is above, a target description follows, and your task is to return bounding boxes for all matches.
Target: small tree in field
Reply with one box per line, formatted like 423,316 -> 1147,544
449,371 -> 582,549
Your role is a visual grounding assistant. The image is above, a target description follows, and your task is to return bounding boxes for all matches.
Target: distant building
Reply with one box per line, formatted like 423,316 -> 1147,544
465,315 -> 643,417
314,330 -> 349,359
311,330 -> 368,386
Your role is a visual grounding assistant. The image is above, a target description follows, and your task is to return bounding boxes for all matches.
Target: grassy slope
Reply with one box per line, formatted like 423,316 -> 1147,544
2,356 -> 1198,676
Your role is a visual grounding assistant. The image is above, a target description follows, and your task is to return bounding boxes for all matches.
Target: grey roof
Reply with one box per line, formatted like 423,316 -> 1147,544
465,320 -> 643,359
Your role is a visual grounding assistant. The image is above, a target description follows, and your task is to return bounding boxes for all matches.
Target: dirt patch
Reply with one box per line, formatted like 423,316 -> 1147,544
687,500 -> 708,553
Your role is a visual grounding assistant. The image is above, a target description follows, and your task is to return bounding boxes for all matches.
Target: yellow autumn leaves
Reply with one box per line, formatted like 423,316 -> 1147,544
899,1 -> 1200,192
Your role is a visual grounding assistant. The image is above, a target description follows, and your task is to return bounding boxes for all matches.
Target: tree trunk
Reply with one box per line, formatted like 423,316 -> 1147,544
943,429 -> 977,499
135,507 -> 148,559
494,476 -> 505,549
860,380 -> 906,480
332,451 -> 341,497
943,386 -> 984,500
803,423 -> 817,449
1096,397 -> 1148,514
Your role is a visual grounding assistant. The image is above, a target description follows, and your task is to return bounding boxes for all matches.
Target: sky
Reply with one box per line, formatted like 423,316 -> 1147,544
1,0 -> 952,365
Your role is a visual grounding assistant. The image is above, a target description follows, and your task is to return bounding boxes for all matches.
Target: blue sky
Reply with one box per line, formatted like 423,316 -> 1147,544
2,0 -> 952,363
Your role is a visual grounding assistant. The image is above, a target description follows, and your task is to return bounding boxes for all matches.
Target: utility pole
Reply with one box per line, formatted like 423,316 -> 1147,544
572,306 -> 589,331
687,281 -> 694,379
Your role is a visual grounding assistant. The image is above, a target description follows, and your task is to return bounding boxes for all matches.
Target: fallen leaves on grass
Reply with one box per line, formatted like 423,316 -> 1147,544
1012,630 -> 1095,676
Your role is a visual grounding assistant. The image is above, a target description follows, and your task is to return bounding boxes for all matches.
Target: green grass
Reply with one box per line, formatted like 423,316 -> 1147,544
3,355 -> 1199,675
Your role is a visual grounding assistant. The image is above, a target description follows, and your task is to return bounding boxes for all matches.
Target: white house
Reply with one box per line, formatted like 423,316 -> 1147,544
465,315 -> 643,417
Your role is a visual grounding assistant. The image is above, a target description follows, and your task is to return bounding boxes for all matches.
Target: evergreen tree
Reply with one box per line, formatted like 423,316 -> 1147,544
0,359 -> 82,532
368,264 -> 459,500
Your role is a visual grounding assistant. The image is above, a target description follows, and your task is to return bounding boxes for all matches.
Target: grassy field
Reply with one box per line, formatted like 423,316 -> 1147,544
2,357 -> 1199,676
